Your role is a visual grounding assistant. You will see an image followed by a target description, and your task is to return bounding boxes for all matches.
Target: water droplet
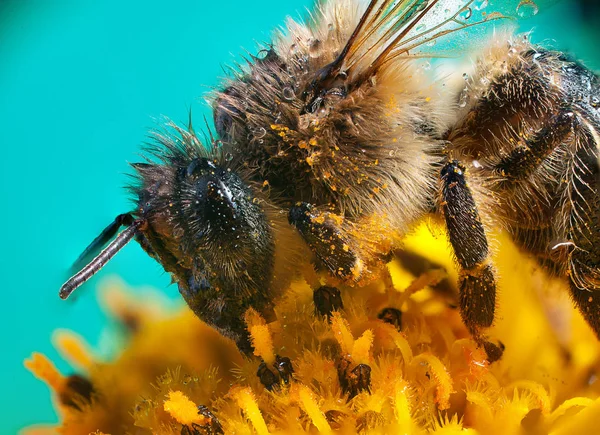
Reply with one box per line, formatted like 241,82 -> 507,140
182,374 -> 192,385
474,0 -> 488,11
388,149 -> 397,157
282,87 -> 295,101
415,24 -> 426,33
290,43 -> 299,55
458,87 -> 470,108
225,152 -> 234,162
516,0 -> 538,18
308,38 -> 322,58
463,73 -> 469,81
253,127 -> 266,139
328,23 -> 334,32
460,7 -> 473,20
426,39 -> 436,47
421,61 -> 431,71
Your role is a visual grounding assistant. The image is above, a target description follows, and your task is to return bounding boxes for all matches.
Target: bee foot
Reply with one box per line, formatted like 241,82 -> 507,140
274,355 -> 294,384
481,339 -> 505,363
338,357 -> 372,398
377,307 -> 402,330
181,405 -> 223,435
257,355 -> 295,390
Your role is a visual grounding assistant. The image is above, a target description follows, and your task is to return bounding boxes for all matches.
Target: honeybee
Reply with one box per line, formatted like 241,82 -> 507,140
61,0 -> 600,376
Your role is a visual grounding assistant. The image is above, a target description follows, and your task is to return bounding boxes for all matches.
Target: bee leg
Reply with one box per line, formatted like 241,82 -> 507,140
289,202 -> 363,319
566,122 -> 600,339
338,357 -> 372,399
441,160 -> 503,363
494,110 -> 576,180
182,405 -> 224,435
288,202 -> 360,279
257,355 -> 295,391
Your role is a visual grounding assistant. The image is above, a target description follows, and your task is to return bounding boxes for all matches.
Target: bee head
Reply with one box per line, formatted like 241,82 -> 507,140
60,126 -> 274,302
136,155 -> 265,255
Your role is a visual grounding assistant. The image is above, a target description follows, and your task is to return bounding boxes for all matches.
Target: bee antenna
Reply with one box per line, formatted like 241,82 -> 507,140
59,216 -> 145,300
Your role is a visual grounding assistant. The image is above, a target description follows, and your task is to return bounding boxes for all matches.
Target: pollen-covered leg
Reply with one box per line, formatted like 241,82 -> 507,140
441,160 -> 502,362
289,202 -> 363,280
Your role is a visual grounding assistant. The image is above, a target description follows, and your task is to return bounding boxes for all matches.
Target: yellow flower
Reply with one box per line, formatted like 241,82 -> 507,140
24,223 -> 600,434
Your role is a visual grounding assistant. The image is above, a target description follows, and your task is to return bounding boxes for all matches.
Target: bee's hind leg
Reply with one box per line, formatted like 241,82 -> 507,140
440,160 -> 504,363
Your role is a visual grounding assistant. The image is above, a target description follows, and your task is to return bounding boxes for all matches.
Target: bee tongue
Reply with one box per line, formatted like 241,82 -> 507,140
59,219 -> 145,300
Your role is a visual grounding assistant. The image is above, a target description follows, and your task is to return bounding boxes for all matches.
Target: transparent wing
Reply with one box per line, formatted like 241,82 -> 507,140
338,0 -> 561,78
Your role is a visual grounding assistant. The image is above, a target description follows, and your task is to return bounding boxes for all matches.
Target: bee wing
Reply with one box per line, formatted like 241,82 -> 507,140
337,0 -> 558,79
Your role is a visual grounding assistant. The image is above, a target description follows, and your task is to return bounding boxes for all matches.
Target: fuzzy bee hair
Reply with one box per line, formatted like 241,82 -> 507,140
212,0 -> 462,229
62,0 -> 600,364
127,122 -> 308,350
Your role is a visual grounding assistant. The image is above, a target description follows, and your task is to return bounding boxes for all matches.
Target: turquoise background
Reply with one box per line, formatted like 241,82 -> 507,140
0,0 -> 598,432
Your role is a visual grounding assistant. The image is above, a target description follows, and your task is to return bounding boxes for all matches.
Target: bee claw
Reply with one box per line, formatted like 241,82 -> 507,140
274,355 -> 294,384
377,307 -> 402,330
338,357 -> 372,399
257,356 -> 295,390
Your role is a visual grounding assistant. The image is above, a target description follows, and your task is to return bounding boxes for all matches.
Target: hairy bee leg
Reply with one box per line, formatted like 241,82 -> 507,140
495,110 -> 575,180
441,161 -> 503,362
288,202 -> 360,279
566,121 -> 600,339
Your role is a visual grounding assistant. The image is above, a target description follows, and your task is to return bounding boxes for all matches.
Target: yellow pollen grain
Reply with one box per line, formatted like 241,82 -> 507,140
312,215 -> 325,224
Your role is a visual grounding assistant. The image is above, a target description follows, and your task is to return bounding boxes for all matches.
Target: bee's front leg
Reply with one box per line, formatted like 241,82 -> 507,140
440,160 -> 504,363
288,202 -> 358,316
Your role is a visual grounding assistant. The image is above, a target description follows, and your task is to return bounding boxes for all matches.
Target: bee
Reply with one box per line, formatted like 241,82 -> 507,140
61,0 -> 600,376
